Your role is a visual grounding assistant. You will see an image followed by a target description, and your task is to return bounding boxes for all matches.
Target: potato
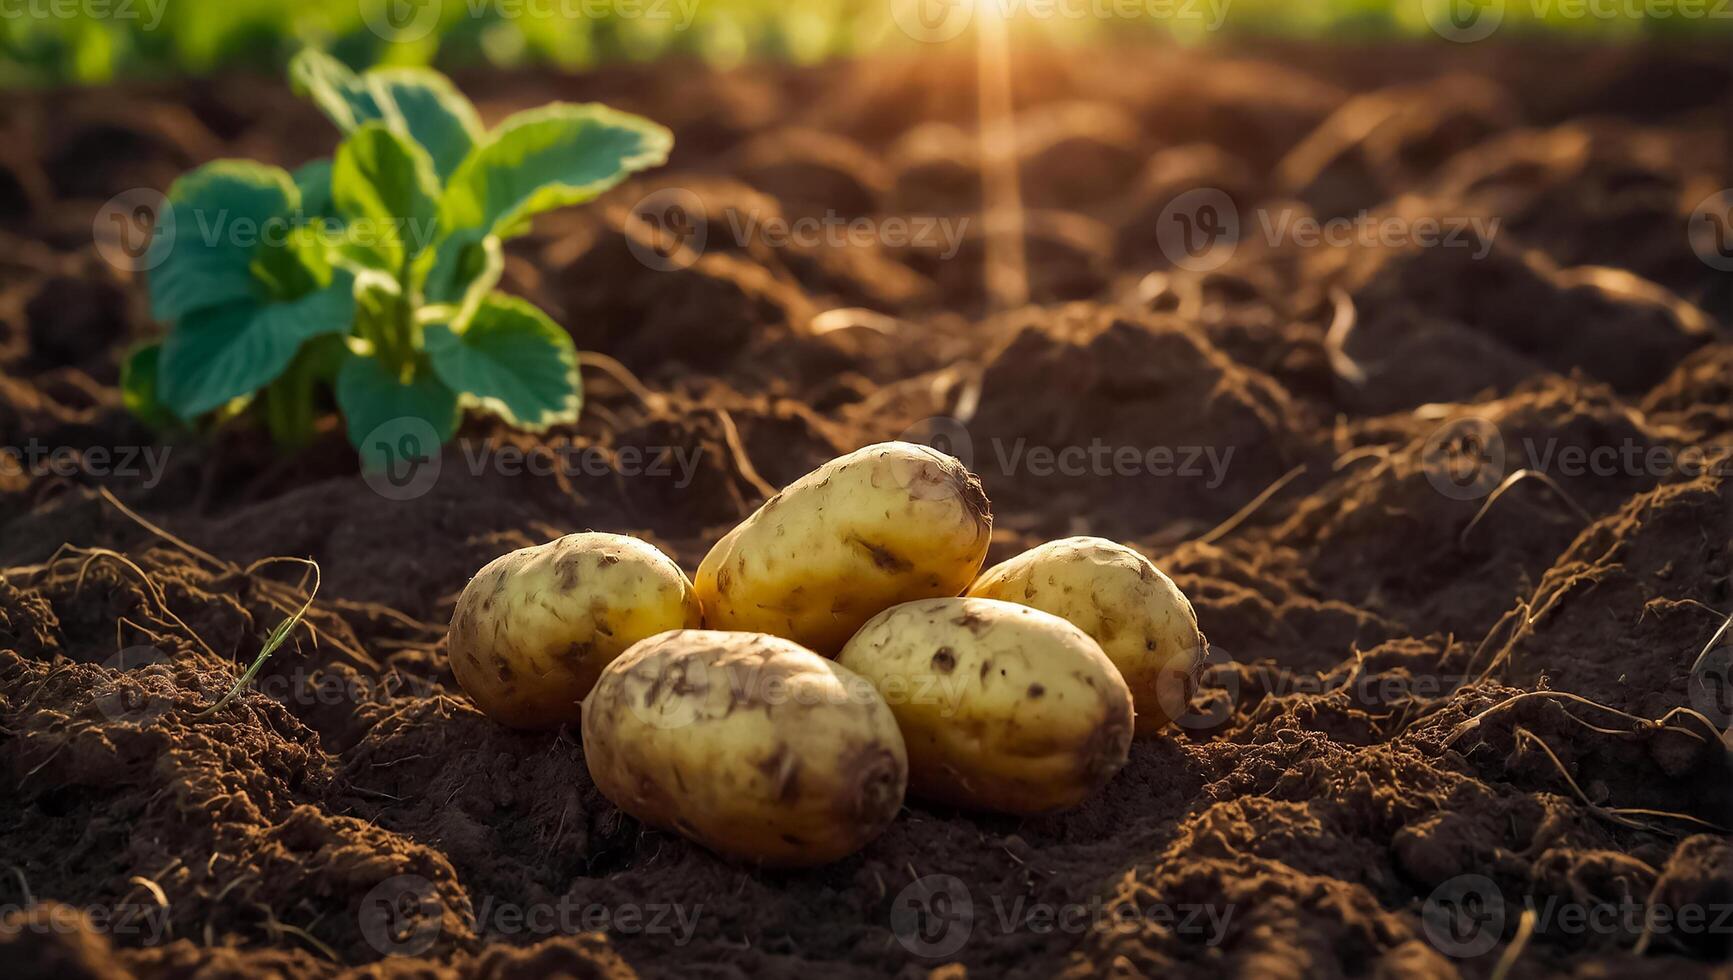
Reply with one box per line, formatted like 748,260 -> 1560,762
447,532 -> 701,730
696,441 -> 993,656
836,597 -> 1133,815
967,536 -> 1205,735
581,630 -> 908,867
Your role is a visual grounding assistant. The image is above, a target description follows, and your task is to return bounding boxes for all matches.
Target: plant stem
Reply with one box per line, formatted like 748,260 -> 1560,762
263,349 -> 320,449
195,558 -> 320,720
386,255 -> 419,382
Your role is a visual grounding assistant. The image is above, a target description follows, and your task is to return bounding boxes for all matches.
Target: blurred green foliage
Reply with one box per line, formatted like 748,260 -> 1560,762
2,0 -> 1724,87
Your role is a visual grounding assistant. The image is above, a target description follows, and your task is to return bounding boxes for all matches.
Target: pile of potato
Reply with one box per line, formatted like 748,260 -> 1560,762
446,442 -> 1206,867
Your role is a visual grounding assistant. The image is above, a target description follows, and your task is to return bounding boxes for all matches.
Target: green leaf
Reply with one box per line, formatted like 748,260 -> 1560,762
449,235 -> 504,328
438,103 -> 671,240
335,353 -> 461,470
353,266 -> 403,321
332,122 -> 441,269
121,342 -> 181,431
290,49 -> 482,181
289,48 -> 375,131
371,69 -> 484,181
249,222 -> 333,301
293,160 -> 335,221
149,160 -> 297,323
157,273 -> 356,418
420,229 -> 501,306
424,294 -> 580,430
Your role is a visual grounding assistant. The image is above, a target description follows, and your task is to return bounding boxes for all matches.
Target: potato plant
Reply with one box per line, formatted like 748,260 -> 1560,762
125,50 -> 671,468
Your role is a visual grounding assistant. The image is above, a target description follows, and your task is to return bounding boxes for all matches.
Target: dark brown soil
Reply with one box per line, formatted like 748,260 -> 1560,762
1,39 -> 1730,980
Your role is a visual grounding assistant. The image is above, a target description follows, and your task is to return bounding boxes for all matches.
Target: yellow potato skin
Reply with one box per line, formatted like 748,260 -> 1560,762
696,442 -> 993,656
447,532 -> 702,730
967,536 -> 1206,735
581,630 -> 908,867
836,597 -> 1133,815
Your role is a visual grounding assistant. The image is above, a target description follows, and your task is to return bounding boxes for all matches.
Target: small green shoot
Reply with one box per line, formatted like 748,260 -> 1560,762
195,557 -> 320,719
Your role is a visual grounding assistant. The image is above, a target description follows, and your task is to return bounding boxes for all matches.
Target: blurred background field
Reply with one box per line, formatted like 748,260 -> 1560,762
4,0 -> 1730,87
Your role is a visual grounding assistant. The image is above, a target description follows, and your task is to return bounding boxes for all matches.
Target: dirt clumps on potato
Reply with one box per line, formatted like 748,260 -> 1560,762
697,441 -> 992,656
581,629 -> 907,867
838,597 -> 1133,815
447,532 -> 702,730
968,536 -> 1206,735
